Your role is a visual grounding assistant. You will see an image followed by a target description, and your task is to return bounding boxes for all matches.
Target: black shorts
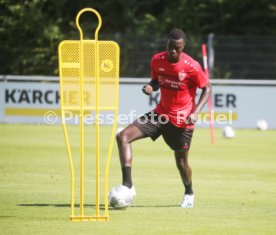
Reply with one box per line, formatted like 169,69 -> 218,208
133,111 -> 194,151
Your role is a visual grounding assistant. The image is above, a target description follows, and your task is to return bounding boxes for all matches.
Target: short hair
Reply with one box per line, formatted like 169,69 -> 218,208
168,28 -> 187,43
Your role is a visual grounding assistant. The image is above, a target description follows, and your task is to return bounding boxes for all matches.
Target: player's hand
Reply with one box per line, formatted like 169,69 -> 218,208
186,113 -> 198,125
142,85 -> 153,95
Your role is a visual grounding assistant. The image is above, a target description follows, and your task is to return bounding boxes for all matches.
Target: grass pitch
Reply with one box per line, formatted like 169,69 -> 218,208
0,124 -> 276,235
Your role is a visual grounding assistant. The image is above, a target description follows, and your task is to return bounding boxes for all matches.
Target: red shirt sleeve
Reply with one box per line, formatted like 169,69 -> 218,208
193,62 -> 209,88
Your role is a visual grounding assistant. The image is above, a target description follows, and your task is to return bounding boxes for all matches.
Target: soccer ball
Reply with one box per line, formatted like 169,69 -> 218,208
108,185 -> 134,209
256,119 -> 268,131
222,126 -> 235,138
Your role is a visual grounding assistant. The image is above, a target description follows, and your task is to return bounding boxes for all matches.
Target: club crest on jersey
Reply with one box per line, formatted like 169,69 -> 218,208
178,72 -> 187,81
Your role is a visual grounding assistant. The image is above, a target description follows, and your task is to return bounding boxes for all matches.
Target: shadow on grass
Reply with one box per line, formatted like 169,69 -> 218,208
18,204 -> 102,208
132,205 -> 179,208
17,204 -> 179,209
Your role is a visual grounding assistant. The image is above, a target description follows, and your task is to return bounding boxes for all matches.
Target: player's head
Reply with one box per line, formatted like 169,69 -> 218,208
167,28 -> 186,63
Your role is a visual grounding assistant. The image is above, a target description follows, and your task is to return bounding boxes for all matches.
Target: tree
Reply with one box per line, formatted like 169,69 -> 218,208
0,0 -> 275,76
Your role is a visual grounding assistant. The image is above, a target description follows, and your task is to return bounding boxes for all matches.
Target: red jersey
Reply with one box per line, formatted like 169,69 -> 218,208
151,51 -> 208,128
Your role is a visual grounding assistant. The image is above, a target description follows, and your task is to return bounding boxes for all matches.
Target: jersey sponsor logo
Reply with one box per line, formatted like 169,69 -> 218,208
158,75 -> 188,90
178,72 -> 187,81
158,67 -> 165,71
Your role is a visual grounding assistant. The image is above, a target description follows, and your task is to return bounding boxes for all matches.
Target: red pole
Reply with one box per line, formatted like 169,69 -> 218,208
202,44 -> 215,144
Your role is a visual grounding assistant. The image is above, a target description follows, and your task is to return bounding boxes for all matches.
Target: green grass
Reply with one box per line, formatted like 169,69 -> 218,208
0,124 -> 276,235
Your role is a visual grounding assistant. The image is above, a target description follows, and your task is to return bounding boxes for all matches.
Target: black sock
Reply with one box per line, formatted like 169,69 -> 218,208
185,183 -> 193,195
122,166 -> 132,188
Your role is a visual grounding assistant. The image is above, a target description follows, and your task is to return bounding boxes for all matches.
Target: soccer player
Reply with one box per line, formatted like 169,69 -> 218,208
115,28 -> 211,208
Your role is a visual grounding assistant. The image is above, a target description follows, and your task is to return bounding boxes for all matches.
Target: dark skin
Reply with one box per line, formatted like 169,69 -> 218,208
117,37 -> 211,192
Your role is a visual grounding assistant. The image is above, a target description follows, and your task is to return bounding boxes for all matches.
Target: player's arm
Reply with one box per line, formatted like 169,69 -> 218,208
187,82 -> 211,124
142,80 -> 159,95
186,61 -> 212,124
142,56 -> 159,95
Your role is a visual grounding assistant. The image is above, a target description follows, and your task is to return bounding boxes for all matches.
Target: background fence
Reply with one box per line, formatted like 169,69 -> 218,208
1,33 -> 276,80
109,34 -> 276,79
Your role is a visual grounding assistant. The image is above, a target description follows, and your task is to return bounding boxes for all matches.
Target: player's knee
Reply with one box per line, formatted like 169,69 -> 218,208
175,158 -> 184,170
176,160 -> 191,173
116,130 -> 130,144
175,151 -> 190,168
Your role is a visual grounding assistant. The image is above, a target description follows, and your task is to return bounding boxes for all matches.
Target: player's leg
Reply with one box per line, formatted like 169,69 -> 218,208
174,150 -> 194,208
116,124 -> 145,188
108,124 -> 144,208
174,150 -> 193,195
109,112 -> 162,208
116,111 -> 162,189
162,124 -> 194,207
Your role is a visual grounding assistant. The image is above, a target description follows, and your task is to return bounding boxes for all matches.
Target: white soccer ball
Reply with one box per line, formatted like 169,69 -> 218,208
108,185 -> 133,209
256,119 -> 268,131
222,126 -> 236,138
